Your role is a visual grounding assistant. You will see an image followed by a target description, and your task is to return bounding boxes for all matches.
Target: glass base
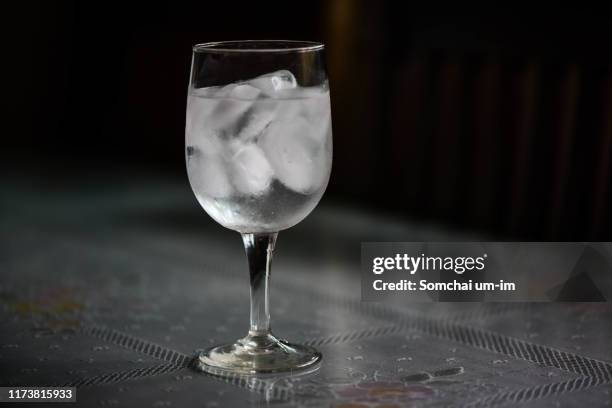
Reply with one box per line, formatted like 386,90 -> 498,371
197,332 -> 321,375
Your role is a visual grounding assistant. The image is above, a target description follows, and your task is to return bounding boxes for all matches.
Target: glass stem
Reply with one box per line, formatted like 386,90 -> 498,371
242,232 -> 277,337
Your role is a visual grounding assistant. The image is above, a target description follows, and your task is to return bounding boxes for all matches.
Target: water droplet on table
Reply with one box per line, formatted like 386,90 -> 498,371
2,344 -> 19,348
433,366 -> 464,376
402,372 -> 432,382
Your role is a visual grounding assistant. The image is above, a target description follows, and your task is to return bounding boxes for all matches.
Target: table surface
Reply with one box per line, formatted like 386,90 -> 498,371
1,179 -> 611,407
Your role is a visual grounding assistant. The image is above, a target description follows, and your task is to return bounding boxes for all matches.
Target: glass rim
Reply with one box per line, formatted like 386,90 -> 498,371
192,40 -> 324,54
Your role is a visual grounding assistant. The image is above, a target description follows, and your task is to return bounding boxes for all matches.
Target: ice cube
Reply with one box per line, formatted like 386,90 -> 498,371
216,83 -> 237,97
196,83 -> 238,98
229,142 -> 274,195
186,94 -> 215,142
187,86 -> 255,140
209,97 -> 253,137
190,86 -> 220,97
248,70 -> 297,96
300,91 -> 332,144
191,126 -> 224,156
229,84 -> 262,100
236,108 -> 276,143
259,116 -> 327,194
186,146 -> 232,198
273,90 -> 331,144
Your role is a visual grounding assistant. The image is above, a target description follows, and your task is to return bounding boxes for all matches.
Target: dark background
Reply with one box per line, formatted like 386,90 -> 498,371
4,2 -> 611,240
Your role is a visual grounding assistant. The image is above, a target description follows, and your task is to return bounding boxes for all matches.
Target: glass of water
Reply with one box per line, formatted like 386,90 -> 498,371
186,41 -> 332,374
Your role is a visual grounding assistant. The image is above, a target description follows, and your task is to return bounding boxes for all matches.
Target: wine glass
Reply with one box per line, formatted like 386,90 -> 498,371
185,41 -> 332,374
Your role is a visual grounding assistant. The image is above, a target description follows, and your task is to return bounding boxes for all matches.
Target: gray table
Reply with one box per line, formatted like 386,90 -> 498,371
1,178 -> 611,407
